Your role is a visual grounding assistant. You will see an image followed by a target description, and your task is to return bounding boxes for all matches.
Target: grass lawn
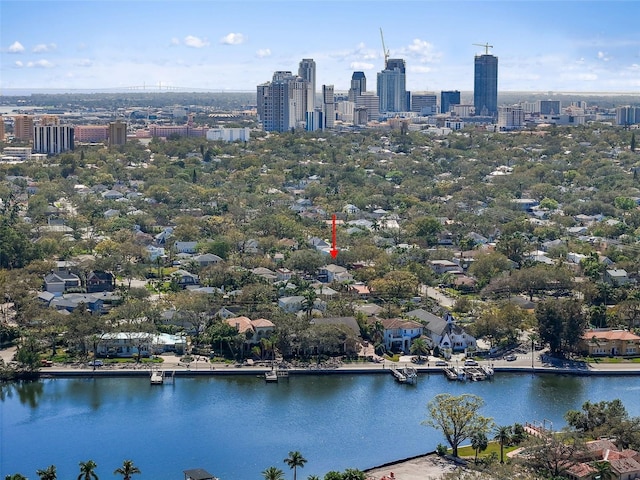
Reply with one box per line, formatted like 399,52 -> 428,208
455,441 -> 519,459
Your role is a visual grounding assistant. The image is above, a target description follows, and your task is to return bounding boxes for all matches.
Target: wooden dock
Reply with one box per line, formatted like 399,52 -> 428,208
150,369 -> 174,385
390,365 -> 418,384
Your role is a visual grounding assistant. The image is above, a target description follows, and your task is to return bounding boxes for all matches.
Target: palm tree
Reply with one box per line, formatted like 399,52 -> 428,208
307,476 -> 321,480
409,337 -> 430,359
284,451 -> 307,480
5,474 -> 27,480
113,460 -> 140,480
78,460 -> 99,480
36,465 -> 57,480
470,431 -> 488,464
494,425 -> 512,464
262,467 -> 284,480
592,460 -> 614,480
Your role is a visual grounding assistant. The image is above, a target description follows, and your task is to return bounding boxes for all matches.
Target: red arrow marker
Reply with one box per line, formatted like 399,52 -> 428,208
330,214 -> 338,259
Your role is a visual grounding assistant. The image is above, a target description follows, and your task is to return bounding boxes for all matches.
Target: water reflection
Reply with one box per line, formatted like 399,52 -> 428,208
0,380 -> 44,408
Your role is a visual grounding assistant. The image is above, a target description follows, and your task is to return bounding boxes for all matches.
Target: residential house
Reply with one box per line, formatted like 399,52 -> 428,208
604,269 -> 631,286
276,268 -> 293,282
429,260 -> 463,276
101,189 -> 124,200
174,241 -> 198,254
86,271 -> 115,293
49,293 -> 104,314
580,329 -> 640,356
97,332 -> 186,357
171,269 -> 199,288
278,295 -> 325,314
311,317 -> 360,336
251,267 -> 277,283
318,264 -> 353,283
224,316 -> 275,348
44,271 -> 81,296
406,309 -> 477,354
349,283 -> 371,299
378,317 -> 423,353
193,253 -> 222,267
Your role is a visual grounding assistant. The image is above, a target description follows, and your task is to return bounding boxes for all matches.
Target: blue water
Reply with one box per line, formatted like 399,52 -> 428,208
2,373 -> 640,480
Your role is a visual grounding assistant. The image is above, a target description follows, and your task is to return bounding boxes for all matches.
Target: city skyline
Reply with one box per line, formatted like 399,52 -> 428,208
1,0 -> 639,94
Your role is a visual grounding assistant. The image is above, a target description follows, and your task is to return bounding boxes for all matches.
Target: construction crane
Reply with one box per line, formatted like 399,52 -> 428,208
473,43 -> 494,55
380,27 -> 390,66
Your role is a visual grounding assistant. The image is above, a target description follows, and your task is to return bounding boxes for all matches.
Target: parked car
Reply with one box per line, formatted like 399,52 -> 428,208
435,360 -> 448,366
464,359 -> 479,366
88,360 -> 104,367
505,354 -> 517,362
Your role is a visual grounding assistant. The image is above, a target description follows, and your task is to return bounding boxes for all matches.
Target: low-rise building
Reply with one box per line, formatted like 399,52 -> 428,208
581,329 -> 640,356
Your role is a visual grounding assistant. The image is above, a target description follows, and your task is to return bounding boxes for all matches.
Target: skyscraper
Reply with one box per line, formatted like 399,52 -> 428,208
13,115 -> 34,141
473,53 -> 498,116
108,121 -> 127,147
377,58 -> 406,114
33,125 -> 74,154
348,72 -> 367,102
257,71 -> 310,132
440,90 -> 461,114
411,92 -> 437,115
298,58 -> 316,112
322,85 -> 335,129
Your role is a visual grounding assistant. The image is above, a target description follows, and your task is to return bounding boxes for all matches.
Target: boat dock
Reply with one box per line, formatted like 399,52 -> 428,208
390,365 -> 418,384
150,369 -> 174,385
442,365 -> 494,381
265,368 -> 289,383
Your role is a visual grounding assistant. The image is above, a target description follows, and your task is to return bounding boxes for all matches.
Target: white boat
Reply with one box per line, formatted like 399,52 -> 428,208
150,369 -> 164,385
265,370 -> 278,383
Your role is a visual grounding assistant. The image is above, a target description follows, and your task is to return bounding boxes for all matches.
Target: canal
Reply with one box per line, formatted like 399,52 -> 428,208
2,372 -> 640,480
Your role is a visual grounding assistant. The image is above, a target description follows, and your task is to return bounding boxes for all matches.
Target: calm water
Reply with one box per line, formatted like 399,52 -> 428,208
2,372 -> 640,480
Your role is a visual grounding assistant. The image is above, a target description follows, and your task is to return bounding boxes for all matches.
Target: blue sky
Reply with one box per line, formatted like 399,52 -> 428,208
1,0 -> 639,93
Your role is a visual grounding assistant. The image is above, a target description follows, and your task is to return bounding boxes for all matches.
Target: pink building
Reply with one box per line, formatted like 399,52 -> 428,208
74,125 -> 108,142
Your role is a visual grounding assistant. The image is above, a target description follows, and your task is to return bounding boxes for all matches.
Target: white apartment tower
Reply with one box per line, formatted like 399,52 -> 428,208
322,85 -> 335,129
33,125 -> 74,154
298,58 -> 316,112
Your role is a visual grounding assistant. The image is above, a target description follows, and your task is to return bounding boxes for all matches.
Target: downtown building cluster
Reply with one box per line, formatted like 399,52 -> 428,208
256,50 -> 500,133
256,51 -> 640,133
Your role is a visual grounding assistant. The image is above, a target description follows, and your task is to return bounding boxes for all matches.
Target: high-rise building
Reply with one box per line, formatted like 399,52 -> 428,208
0,115 -> 5,141
539,100 -> 561,115
440,90 -> 461,114
39,115 -> 59,126
108,121 -> 127,147
33,125 -> 74,154
474,53 -> 498,116
298,58 -> 316,112
497,105 -> 524,130
13,115 -> 34,141
348,72 -> 367,102
617,106 -> 640,126
257,71 -> 310,132
74,125 -> 108,143
322,85 -> 335,129
377,58 -> 406,113
411,92 -> 437,115
356,93 -> 380,121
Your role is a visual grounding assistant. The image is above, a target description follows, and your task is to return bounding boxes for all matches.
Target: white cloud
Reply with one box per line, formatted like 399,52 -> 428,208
350,61 -> 375,70
184,35 -> 209,48
597,51 -> 610,61
256,48 -> 271,58
27,59 -> 55,68
33,43 -> 57,53
221,33 -> 246,45
8,41 -> 25,53
170,37 -> 180,46
401,38 -> 441,63
14,60 -> 24,68
75,59 -> 93,67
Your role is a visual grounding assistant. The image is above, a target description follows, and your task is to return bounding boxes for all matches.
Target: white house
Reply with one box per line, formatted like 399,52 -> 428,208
406,309 -> 477,354
379,317 -> 424,353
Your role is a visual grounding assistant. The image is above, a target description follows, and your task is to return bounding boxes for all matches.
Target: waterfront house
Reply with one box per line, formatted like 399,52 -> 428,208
406,309 -> 477,353
97,332 -> 186,357
580,329 -> 640,356
224,316 -> 275,347
379,317 -> 423,353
